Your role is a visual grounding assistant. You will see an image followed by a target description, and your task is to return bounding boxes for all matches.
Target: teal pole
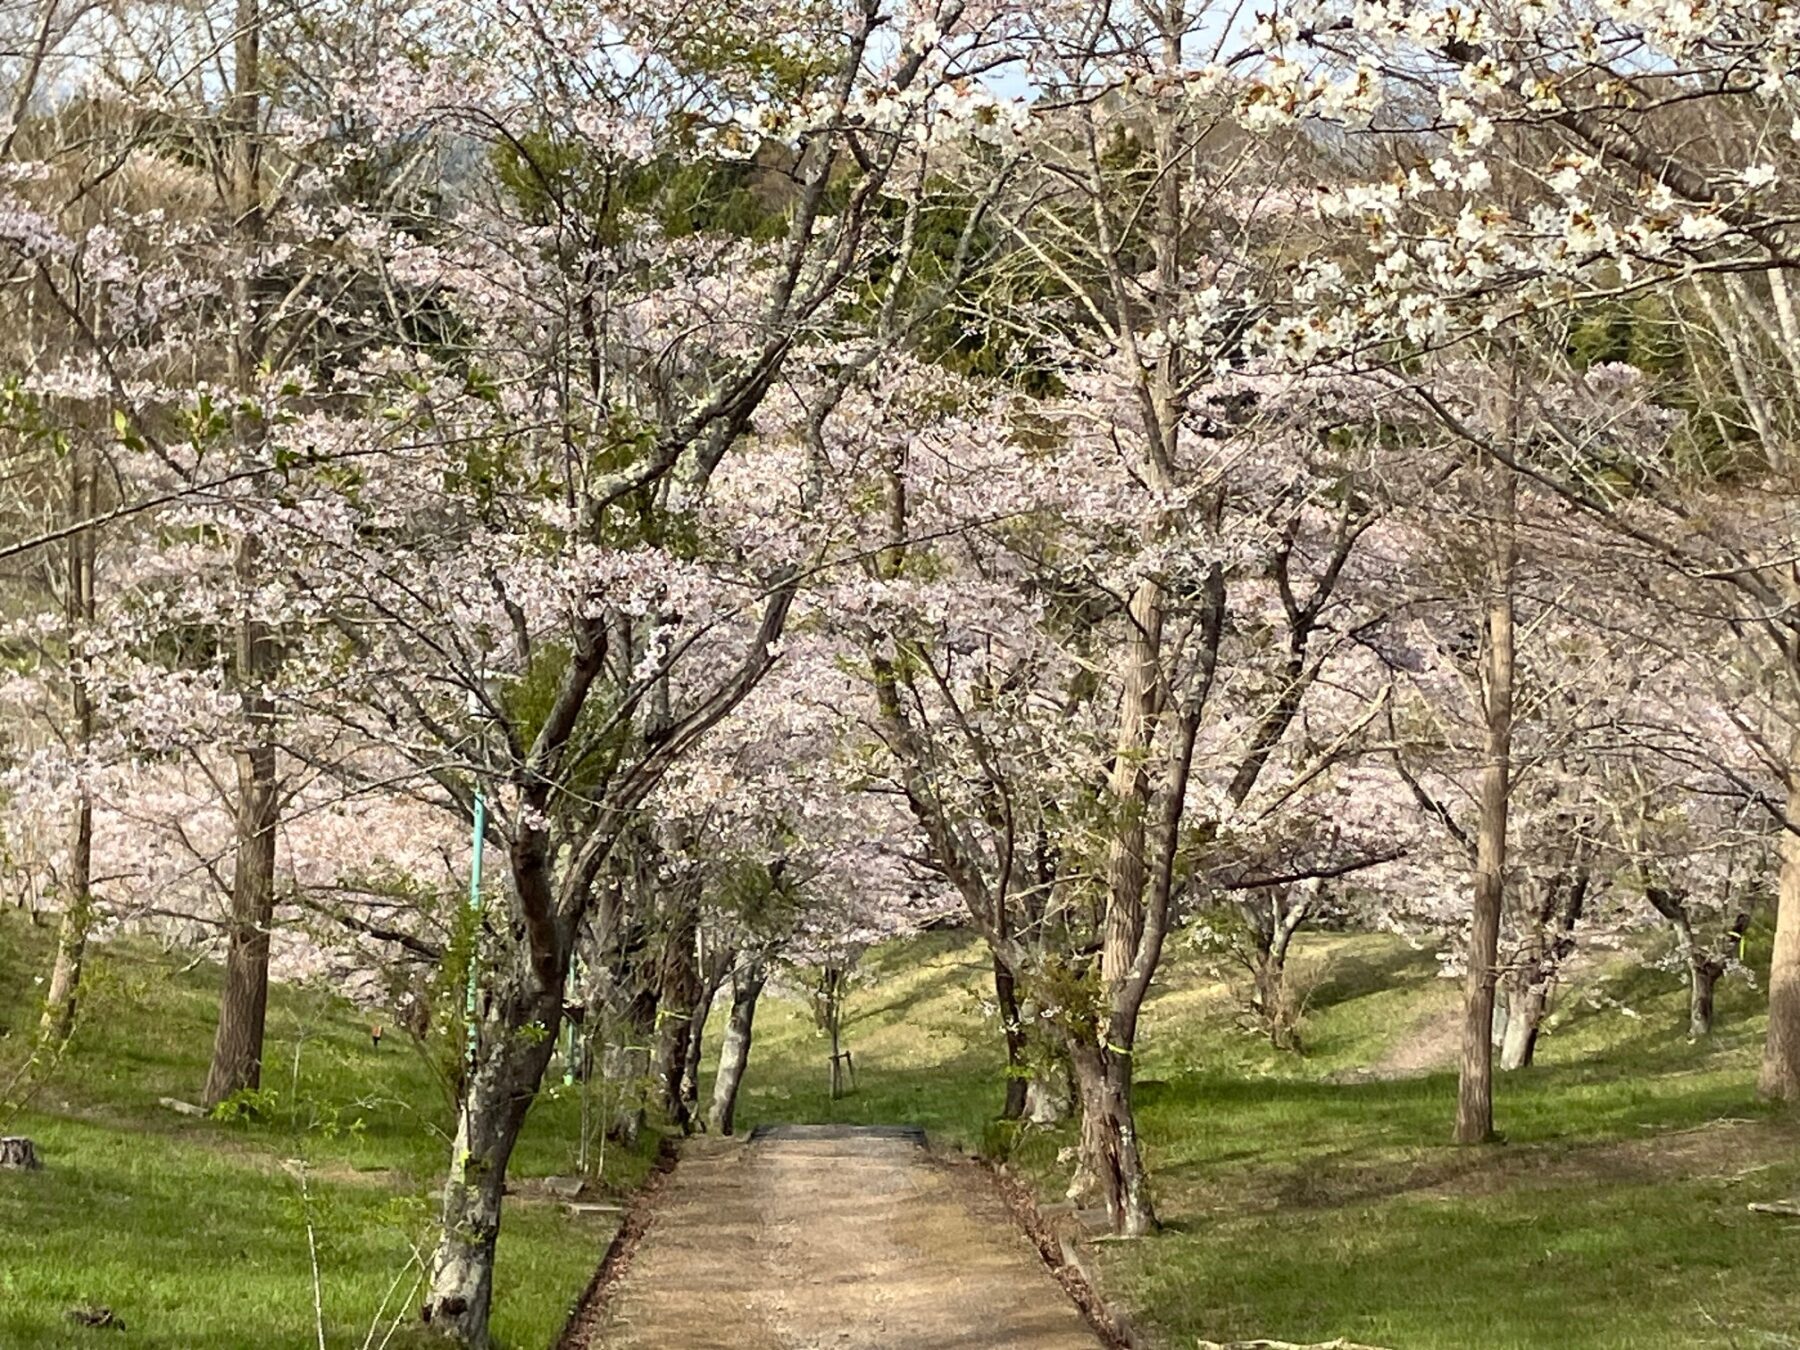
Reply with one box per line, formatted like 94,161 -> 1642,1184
465,791 -> 486,1072
563,957 -> 577,1087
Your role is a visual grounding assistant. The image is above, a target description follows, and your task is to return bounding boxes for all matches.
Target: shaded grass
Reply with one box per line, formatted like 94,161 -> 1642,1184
728,927 -> 1800,1349
9,904 -> 1798,1349
726,930 -> 1008,1146
0,912 -> 655,1349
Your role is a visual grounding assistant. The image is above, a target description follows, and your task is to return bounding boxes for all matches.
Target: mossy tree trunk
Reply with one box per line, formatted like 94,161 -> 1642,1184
421,982 -> 562,1347
707,957 -> 767,1137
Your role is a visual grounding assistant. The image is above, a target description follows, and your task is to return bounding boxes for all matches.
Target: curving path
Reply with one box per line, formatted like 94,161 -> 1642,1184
583,1125 -> 1105,1350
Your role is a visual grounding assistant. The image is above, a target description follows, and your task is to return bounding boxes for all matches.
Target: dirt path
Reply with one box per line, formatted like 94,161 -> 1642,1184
580,1125 -> 1105,1350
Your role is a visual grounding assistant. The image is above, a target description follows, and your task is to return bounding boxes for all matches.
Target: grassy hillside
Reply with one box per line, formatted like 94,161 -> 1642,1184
0,912 -> 657,1350
723,929 -> 1800,1349
6,908 -> 1798,1349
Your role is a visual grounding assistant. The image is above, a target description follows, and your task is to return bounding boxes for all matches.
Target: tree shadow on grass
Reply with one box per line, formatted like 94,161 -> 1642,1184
1302,942 -> 1443,1015
843,957 -> 987,1033
1119,1167 -> 1800,1350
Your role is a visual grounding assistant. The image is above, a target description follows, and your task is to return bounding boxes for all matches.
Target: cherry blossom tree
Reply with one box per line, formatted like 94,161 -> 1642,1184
1,0 -> 991,1335
223,0 -> 1011,1336
1224,0 -> 1800,1105
832,328 -> 1416,1235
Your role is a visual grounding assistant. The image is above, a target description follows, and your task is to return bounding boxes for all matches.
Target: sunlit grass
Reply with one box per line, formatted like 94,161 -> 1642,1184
6,906 -> 1797,1349
728,925 -> 1800,1349
0,913 -> 654,1350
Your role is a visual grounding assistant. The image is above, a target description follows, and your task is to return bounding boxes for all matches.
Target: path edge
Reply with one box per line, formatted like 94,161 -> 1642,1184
554,1136 -> 680,1350
978,1156 -> 1142,1350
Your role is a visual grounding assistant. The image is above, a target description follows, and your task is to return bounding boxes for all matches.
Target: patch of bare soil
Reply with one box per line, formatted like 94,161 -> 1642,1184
1339,1001 -> 1462,1082
567,1126 -> 1105,1350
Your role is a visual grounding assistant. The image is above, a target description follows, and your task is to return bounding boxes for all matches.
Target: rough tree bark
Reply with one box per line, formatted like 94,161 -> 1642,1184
604,982 -> 658,1146
994,951 -> 1029,1121
1245,885 -> 1312,1050
1498,870 -> 1586,1072
1691,957 -> 1722,1038
420,984 -> 562,1346
40,437 -> 96,1045
1456,460 -> 1515,1145
679,951 -> 730,1125
203,615 -> 281,1107
1067,1037 -> 1155,1234
1084,566 -> 1167,1235
203,0 -> 283,1109
39,794 -> 91,1044
653,897 -> 701,1131
1025,1059 -> 1073,1125
707,957 -> 768,1137
1497,972 -> 1541,1071
1761,750 -> 1800,1098
1497,966 -> 1543,1073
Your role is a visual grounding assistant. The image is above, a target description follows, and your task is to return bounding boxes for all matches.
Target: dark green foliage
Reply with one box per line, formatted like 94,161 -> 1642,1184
493,133 -> 792,244
1562,292 -> 1764,482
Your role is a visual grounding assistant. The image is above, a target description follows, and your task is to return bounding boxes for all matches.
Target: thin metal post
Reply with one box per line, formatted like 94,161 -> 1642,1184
464,791 -> 486,1071
563,955 -> 580,1087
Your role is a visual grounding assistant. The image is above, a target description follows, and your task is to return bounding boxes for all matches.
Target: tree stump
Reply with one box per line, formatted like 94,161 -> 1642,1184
0,1136 -> 41,1170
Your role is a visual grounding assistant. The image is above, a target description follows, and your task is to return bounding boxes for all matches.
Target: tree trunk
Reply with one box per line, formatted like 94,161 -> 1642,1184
40,437 -> 97,1046
1025,1060 -> 1073,1126
1068,1038 -> 1155,1236
1645,882 -> 1719,1040
1497,970 -> 1546,1071
994,951 -> 1028,1120
1690,957 -> 1721,1038
680,969 -> 721,1124
421,988 -> 561,1347
39,797 -> 91,1045
1249,893 -> 1310,1051
1084,566 -> 1166,1236
828,1006 -> 846,1099
1253,945 -> 1287,1044
653,903 -> 700,1132
203,728 -> 280,1107
1252,942 -> 1282,1016
604,983 -> 657,1145
1497,899 -> 1547,1071
1762,750 -> 1800,1099
1499,871 -> 1586,1072
707,959 -> 767,1137
654,1014 -> 694,1130
815,963 -> 851,1099
205,0 -> 280,1110
1457,462 -> 1514,1146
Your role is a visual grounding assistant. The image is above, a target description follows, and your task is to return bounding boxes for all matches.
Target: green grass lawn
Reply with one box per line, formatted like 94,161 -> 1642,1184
7,909 -> 1799,1349
0,913 -> 656,1350
724,929 -> 1800,1349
